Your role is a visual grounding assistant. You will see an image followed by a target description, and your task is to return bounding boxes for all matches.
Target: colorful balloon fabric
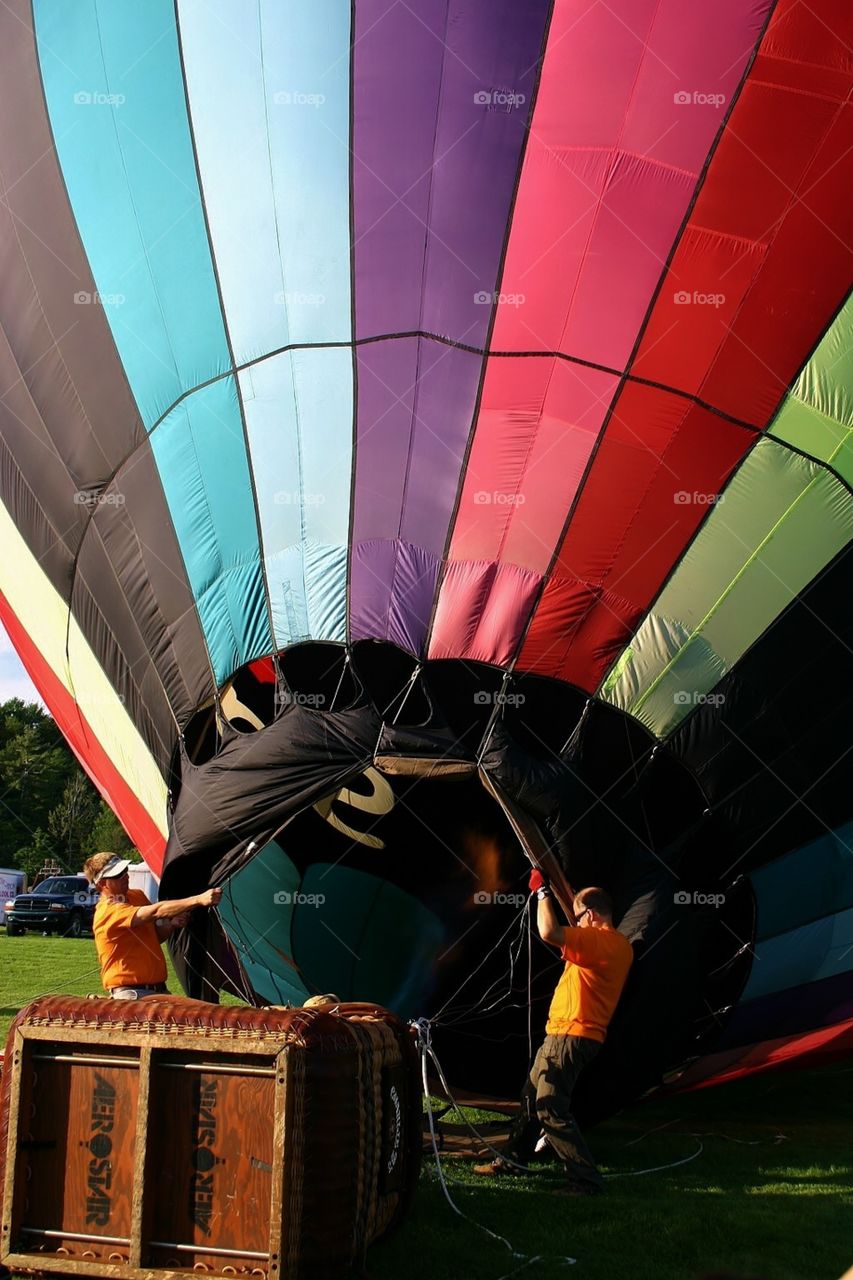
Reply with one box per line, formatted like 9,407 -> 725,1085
1,0 -> 852,1113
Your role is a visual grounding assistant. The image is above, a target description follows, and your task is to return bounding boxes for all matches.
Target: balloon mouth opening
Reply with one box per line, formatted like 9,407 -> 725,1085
208,763 -> 559,1091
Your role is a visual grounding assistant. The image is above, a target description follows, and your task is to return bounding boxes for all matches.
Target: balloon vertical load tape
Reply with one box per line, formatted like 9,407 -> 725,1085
0,995 -> 421,1280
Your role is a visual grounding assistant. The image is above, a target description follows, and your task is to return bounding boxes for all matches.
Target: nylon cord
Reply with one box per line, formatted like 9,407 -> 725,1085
414,1018 -> 576,1271
436,902 -> 530,1027
432,896 -> 533,1025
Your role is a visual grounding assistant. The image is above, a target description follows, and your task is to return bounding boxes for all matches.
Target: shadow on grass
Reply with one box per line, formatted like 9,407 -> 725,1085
372,1164 -> 850,1280
371,1065 -> 853,1280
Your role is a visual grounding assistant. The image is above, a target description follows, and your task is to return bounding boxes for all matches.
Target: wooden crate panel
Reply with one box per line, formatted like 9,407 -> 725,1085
1,996 -> 421,1280
17,1048 -> 139,1261
146,1056 -> 276,1269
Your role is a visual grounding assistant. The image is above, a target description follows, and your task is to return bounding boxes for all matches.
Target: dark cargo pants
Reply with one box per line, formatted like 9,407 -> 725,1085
501,1034 -> 603,1188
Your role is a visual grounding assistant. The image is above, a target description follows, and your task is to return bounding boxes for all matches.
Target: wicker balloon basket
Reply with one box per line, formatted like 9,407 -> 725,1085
0,995 -> 421,1280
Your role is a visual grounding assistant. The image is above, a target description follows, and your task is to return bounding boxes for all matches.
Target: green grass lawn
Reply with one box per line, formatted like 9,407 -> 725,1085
1,931 -> 851,1279
377,1069 -> 853,1280
0,926 -> 184,1040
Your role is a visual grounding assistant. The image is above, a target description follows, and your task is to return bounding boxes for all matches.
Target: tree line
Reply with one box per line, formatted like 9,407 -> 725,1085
0,698 -> 135,881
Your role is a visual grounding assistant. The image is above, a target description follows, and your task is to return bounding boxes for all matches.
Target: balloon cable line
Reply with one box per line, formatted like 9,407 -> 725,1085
561,695 -> 592,760
474,672 -> 513,767
326,649 -> 352,714
439,898 -> 530,1021
174,933 -> 253,1007
167,899 -> 260,1009
526,895 -> 533,1067
39,958 -> 114,1001
421,1020 -> 782,1188
623,715 -> 656,855
381,663 -> 422,723
431,896 -> 533,1025
415,1017 -> 577,1274
211,896 -> 262,1006
422,901 -> 780,1183
433,897 -> 539,1034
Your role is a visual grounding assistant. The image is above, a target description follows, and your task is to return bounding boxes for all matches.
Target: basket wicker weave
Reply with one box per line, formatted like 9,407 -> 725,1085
0,995 -> 421,1280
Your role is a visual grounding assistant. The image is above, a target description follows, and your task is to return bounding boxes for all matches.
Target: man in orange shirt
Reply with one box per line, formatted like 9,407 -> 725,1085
84,852 -> 222,999
474,872 -> 633,1194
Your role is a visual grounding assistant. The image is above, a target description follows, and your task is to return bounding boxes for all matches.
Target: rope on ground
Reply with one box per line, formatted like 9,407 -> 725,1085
624,1116 -> 681,1146
604,1116 -> 789,1178
419,1020 -> 787,1184
414,1018 -> 576,1273
420,1016 -> 540,1174
620,1115 -> 789,1175
603,1140 -> 704,1177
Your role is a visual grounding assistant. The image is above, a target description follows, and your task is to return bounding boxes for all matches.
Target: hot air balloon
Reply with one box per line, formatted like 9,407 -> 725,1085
0,0 -> 852,1118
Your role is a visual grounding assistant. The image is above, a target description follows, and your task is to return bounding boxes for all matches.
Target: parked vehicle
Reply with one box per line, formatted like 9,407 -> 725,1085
0,868 -> 27,924
4,875 -> 97,938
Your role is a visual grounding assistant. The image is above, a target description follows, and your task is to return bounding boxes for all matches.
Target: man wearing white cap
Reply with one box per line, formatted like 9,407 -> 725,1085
84,851 -> 222,1000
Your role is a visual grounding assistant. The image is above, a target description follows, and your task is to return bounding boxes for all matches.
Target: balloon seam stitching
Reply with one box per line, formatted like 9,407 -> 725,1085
26,0 -> 213,755
29,0 -> 217,732
172,0 -> 276,671
385,1 -> 454,647
598,286 -> 853,718
500,0 -> 783,681
345,0 -> 358,650
420,0 -> 558,655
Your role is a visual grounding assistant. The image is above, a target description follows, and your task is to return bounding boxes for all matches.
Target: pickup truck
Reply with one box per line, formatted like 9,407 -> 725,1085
4,875 -> 98,938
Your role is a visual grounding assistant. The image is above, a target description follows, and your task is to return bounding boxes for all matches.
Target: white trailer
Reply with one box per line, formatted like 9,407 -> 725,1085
127,860 -> 158,902
0,867 -> 27,925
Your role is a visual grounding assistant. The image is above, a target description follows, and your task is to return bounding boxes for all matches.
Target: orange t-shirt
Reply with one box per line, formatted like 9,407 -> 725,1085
93,889 -> 166,990
545,924 -> 633,1042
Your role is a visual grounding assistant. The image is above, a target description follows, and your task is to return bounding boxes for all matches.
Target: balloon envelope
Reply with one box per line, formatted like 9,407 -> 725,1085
1,0 -> 852,1113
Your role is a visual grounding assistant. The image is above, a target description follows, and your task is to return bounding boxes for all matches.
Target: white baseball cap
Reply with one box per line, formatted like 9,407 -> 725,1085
94,856 -> 132,883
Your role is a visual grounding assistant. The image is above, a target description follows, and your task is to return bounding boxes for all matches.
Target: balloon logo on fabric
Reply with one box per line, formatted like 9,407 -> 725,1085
313,769 -> 394,850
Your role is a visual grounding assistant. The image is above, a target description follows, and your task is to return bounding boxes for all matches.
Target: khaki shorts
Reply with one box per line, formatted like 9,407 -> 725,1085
109,983 -> 168,1000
